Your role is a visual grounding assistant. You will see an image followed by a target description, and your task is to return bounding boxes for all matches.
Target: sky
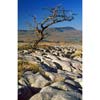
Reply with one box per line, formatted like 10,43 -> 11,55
18,0 -> 82,30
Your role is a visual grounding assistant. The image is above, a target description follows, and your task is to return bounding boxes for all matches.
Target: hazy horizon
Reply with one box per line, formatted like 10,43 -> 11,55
18,26 -> 82,31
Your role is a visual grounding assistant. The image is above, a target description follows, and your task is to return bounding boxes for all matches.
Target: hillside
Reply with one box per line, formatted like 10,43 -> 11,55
18,27 -> 82,43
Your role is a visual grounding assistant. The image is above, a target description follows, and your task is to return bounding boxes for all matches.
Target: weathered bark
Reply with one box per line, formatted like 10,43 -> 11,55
33,36 -> 43,49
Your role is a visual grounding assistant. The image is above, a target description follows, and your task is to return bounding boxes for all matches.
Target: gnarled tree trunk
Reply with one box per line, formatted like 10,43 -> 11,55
32,5 -> 75,49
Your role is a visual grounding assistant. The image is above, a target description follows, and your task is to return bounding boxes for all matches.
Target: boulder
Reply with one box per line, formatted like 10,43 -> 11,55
23,71 -> 50,88
50,82 -> 69,91
29,86 -> 82,100
40,62 -> 57,73
44,71 -> 66,82
71,61 -> 82,74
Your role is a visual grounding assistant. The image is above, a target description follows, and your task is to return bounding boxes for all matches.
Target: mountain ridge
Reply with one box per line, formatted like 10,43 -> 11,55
18,26 -> 82,42
18,26 -> 81,33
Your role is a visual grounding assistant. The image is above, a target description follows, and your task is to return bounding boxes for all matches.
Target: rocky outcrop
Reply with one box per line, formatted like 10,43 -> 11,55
18,46 -> 82,100
19,71 -> 51,88
29,86 -> 82,100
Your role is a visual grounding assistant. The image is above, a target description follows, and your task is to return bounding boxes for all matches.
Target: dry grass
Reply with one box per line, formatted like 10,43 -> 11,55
18,43 -> 32,50
18,41 -> 82,50
18,59 -> 40,79
71,49 -> 82,58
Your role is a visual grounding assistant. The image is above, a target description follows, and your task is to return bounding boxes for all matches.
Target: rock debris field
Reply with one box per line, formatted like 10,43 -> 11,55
18,45 -> 82,100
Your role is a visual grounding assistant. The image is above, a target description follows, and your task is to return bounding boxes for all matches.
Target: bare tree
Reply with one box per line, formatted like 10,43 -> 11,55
32,5 -> 75,49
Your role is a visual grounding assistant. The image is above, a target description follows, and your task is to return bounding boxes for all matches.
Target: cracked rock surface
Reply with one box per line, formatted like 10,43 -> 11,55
18,46 -> 82,100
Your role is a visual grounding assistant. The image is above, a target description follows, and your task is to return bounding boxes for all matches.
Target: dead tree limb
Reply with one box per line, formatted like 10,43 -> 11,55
32,5 -> 75,49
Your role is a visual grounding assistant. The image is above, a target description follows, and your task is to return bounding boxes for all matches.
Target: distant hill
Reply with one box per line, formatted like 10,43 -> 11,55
18,27 -> 82,42
47,27 -> 76,32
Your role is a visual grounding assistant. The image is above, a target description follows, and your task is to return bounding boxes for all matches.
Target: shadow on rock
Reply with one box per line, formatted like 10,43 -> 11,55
18,86 -> 41,100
